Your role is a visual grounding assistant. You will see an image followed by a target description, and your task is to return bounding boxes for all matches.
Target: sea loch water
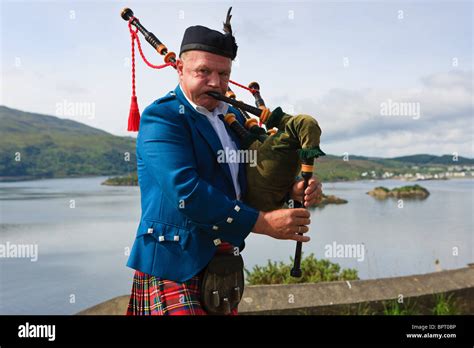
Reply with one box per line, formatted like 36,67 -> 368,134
0,177 -> 472,314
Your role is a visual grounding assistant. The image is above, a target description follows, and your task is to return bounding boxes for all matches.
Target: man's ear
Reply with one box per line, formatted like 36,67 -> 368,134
176,59 -> 184,78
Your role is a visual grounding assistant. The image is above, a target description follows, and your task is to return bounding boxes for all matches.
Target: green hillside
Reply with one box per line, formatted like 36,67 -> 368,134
0,106 -> 136,180
1,105 -> 472,182
391,154 -> 473,165
313,154 -> 408,181
314,156 -> 390,181
313,154 -> 473,182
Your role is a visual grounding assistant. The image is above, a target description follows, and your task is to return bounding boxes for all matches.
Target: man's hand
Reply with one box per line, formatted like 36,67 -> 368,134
290,177 -> 323,207
252,209 -> 311,242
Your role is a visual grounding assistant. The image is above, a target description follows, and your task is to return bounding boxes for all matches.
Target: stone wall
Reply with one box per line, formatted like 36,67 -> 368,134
77,265 -> 474,315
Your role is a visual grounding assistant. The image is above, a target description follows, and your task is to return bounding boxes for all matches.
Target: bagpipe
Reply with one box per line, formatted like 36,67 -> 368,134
121,7 -> 325,277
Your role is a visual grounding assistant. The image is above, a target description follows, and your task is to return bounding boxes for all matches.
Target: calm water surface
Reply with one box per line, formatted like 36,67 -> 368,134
0,177 -> 472,314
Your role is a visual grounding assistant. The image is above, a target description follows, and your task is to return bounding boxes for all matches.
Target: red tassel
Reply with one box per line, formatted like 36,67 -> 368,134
128,96 -> 140,131
127,21 -> 140,132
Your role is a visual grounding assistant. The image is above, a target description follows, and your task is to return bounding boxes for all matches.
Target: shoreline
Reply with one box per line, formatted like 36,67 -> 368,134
2,175 -> 473,185
0,175 -> 113,184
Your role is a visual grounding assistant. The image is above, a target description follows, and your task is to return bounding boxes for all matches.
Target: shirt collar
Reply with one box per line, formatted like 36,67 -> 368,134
179,84 -> 229,118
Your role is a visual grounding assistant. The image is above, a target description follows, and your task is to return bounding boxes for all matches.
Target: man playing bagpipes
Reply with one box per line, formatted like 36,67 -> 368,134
123,8 -> 323,315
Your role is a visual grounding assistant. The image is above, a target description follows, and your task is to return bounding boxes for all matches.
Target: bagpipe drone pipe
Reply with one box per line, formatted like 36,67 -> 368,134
208,87 -> 326,213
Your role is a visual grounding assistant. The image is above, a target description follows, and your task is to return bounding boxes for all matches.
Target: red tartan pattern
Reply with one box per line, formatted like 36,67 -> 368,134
127,243 -> 239,316
126,270 -> 239,316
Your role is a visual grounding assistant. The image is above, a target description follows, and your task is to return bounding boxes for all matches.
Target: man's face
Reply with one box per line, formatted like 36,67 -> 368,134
177,50 -> 231,111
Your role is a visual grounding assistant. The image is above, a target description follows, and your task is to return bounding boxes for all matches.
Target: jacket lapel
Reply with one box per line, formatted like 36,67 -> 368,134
175,86 -> 235,191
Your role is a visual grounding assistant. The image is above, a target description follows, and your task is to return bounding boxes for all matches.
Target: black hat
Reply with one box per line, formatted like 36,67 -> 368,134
179,25 -> 238,60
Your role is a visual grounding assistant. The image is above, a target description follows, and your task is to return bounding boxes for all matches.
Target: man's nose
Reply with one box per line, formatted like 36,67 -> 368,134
207,71 -> 220,87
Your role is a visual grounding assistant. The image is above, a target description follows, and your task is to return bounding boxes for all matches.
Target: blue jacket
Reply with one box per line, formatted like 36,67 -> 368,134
126,85 -> 260,282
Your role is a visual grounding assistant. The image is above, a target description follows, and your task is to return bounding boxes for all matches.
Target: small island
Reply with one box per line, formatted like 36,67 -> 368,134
314,193 -> 348,207
367,184 -> 430,199
102,173 -> 138,186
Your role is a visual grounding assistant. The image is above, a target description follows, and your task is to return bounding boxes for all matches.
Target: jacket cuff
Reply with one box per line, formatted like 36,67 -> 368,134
194,201 -> 259,247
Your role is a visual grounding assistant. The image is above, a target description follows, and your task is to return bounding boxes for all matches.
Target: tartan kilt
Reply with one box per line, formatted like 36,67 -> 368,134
126,270 -> 239,316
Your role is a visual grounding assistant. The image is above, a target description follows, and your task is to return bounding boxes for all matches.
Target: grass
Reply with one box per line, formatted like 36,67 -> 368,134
102,173 -> 138,186
391,184 -> 429,193
374,186 -> 390,192
244,253 -> 359,285
346,293 -> 462,315
383,298 -> 419,315
342,302 -> 375,315
432,293 -> 460,315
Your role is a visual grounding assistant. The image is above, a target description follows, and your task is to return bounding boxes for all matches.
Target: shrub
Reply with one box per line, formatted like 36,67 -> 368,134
245,253 -> 359,285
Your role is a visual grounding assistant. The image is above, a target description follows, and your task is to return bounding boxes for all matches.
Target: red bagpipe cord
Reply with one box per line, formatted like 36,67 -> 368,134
127,18 -> 175,131
127,18 -> 260,131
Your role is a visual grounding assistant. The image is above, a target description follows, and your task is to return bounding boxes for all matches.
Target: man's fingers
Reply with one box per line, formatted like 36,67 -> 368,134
290,226 -> 309,233
304,191 -> 317,201
304,181 -> 323,205
290,208 -> 310,218
304,192 -> 322,206
295,217 -> 311,226
295,226 -> 309,233
291,234 -> 310,242
305,180 -> 322,195
304,182 -> 317,195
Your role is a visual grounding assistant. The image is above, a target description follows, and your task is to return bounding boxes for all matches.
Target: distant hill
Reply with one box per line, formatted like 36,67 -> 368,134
0,106 -> 136,180
390,154 -> 473,165
314,154 -> 473,181
323,154 -> 474,165
1,105 -> 472,182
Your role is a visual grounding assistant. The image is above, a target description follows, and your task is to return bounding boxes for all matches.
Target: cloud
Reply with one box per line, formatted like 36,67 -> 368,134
55,81 -> 89,95
277,70 -> 473,157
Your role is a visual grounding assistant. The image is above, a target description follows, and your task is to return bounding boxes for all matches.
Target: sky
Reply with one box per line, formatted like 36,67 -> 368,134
1,0 -> 473,158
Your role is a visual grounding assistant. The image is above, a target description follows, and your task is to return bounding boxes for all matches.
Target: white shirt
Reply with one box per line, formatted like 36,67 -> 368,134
179,85 -> 241,200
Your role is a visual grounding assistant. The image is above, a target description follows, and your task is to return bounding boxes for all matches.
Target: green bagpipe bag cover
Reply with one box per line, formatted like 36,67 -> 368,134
243,108 -> 325,212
